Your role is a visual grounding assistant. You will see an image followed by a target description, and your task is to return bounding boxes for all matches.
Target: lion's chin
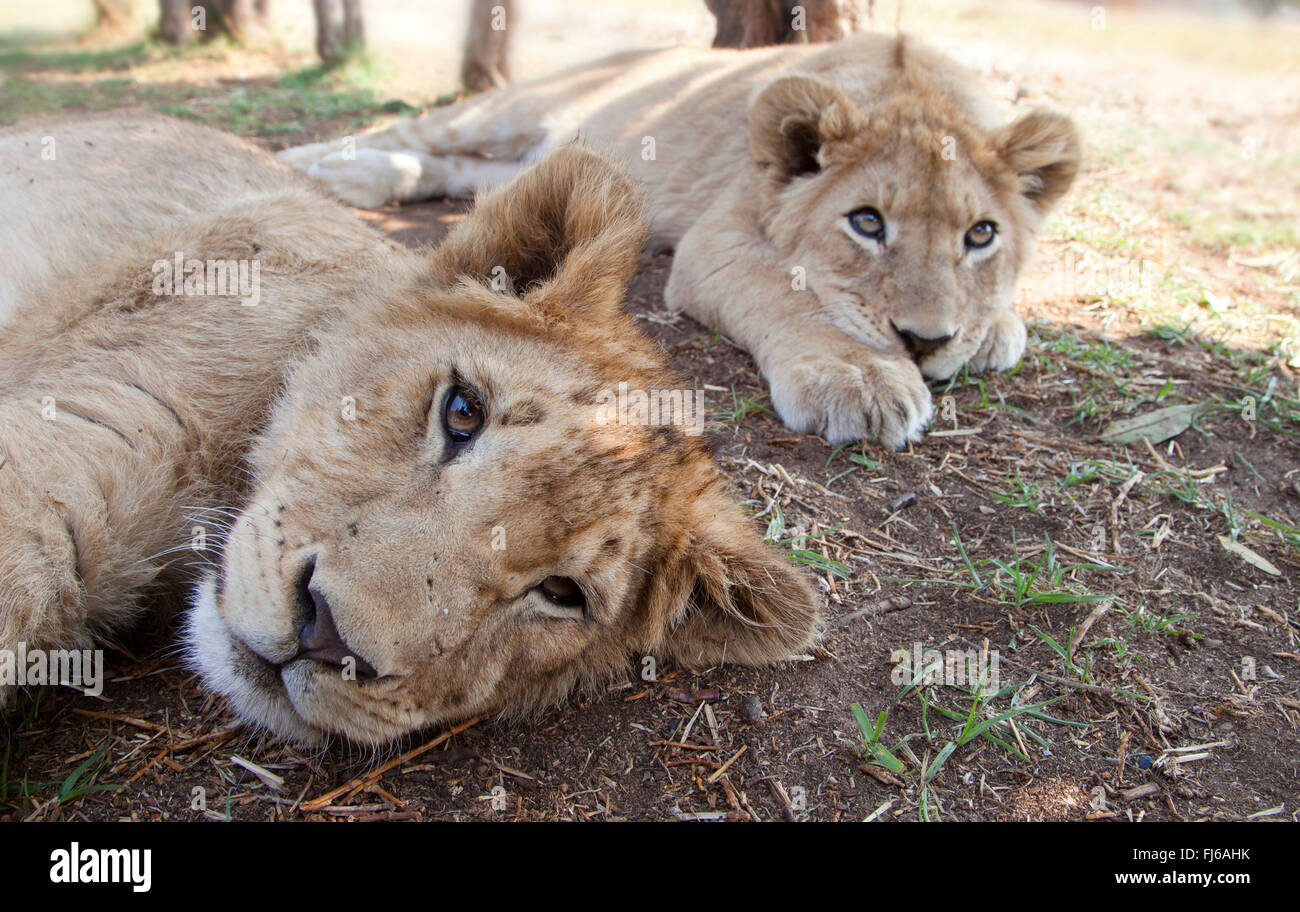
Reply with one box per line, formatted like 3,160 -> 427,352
918,351 -> 971,382
184,575 -> 328,747
185,575 -> 438,746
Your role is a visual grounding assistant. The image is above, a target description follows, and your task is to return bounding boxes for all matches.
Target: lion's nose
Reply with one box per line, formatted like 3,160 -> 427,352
291,557 -> 378,678
892,323 -> 952,361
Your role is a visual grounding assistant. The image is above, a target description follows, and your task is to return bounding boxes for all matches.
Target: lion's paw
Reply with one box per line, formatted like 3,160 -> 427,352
768,352 -> 934,449
0,498 -> 85,664
276,141 -> 335,172
305,149 -> 421,209
969,310 -> 1027,373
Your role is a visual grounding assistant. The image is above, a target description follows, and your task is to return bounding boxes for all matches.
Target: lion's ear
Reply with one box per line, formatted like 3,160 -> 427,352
650,491 -> 821,668
749,74 -> 864,183
994,109 -> 1082,215
426,144 -> 647,319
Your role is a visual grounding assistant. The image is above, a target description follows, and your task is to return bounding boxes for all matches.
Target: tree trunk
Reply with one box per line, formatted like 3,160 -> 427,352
159,0 -> 271,45
158,0 -> 201,44
460,0 -> 513,92
315,0 -> 366,65
343,0 -> 365,50
221,0 -> 270,42
708,0 -> 872,48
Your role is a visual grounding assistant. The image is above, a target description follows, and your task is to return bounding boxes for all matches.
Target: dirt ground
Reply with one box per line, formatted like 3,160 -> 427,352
1,0 -> 1298,822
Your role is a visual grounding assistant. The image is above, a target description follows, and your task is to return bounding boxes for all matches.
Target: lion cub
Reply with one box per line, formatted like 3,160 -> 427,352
281,34 -> 1081,449
0,114 -> 817,745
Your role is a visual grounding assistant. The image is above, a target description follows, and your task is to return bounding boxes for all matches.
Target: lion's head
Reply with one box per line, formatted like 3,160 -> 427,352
186,147 -> 819,745
749,39 -> 1081,380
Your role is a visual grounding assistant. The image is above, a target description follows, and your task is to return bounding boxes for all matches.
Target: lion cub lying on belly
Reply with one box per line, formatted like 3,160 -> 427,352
0,114 -> 817,745
280,33 -> 1081,449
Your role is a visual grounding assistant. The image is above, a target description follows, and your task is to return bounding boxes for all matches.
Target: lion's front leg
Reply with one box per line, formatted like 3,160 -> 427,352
0,455 -> 86,705
0,401 -> 197,703
277,96 -> 545,207
302,149 -> 523,208
665,221 -> 933,449
275,120 -> 431,171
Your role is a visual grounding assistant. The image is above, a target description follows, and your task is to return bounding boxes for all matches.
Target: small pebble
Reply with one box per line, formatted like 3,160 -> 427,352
740,694 -> 767,723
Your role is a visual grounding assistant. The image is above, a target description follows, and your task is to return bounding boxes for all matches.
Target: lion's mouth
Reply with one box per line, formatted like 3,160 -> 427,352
231,627 -> 398,688
223,625 -> 410,742
228,632 -> 284,684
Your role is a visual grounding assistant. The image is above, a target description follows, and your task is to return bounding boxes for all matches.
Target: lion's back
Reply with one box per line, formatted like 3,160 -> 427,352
0,112 -> 317,325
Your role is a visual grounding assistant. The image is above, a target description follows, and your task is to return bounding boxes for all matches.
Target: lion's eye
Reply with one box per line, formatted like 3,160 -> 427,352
965,220 -> 997,250
442,385 -> 484,444
847,207 -> 886,241
537,576 -> 586,613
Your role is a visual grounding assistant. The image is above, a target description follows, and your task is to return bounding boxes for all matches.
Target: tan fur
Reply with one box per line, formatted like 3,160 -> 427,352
280,33 -> 1081,449
0,113 -> 819,745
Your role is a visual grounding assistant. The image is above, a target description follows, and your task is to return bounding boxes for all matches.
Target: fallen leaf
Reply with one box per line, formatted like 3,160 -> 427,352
1217,535 -> 1281,577
1100,403 -> 1204,445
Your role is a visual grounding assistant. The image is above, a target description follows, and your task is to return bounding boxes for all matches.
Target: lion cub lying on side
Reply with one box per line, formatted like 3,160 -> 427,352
281,34 -> 1081,449
0,114 -> 817,745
